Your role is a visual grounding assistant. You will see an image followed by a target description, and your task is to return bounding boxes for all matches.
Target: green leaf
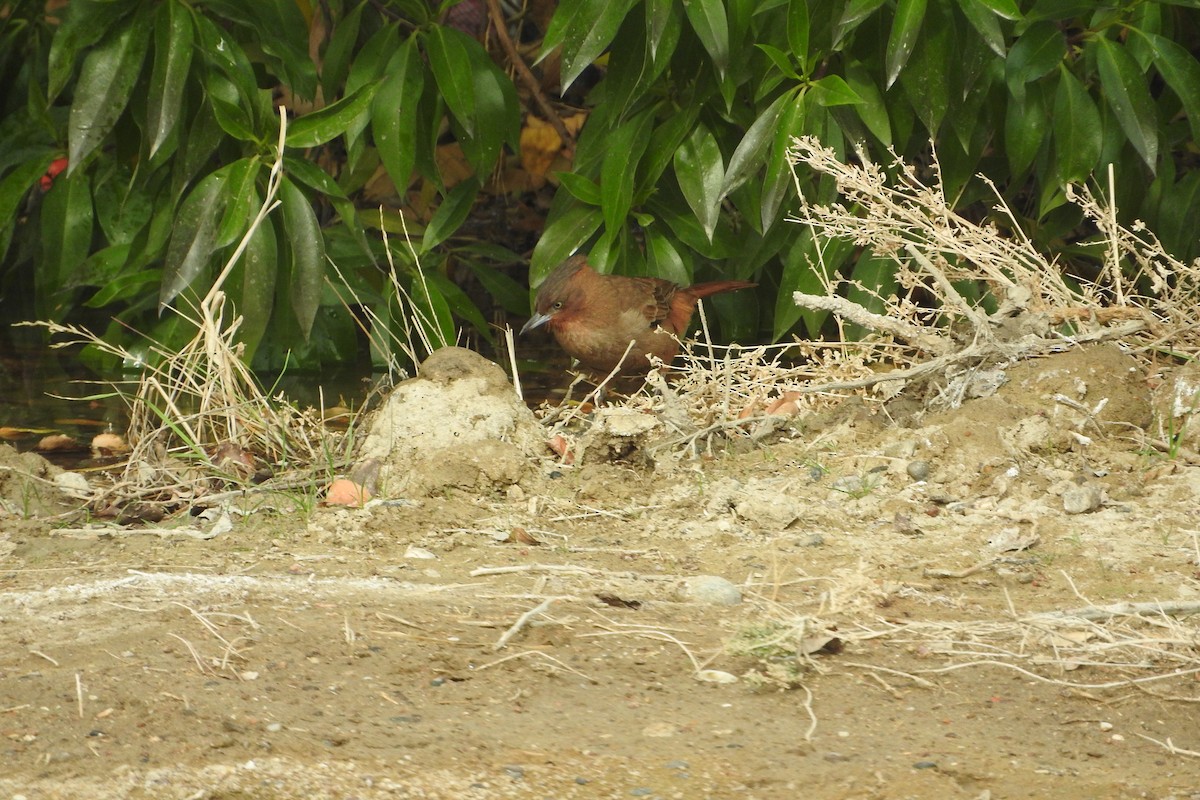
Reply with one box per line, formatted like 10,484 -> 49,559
898,4 -> 952,136
556,172 -> 602,205
1094,37 -> 1158,172
346,20 -> 397,91
461,46 -> 520,171
638,103 -> 702,199
955,0 -> 1006,57
421,178 -> 480,253
835,0 -> 887,46
229,190 -> 278,362
68,8 -> 152,172
410,271 -> 456,351
136,197 -> 179,270
722,92 -> 790,199
976,0 -> 1021,19
206,75 -> 259,141
1141,32 -> 1200,145
529,204 -> 603,286
0,155 -> 56,231
810,75 -> 863,107
674,124 -> 725,243
1004,81 -> 1046,175
194,15 -> 260,113
646,0 -> 677,62
645,229 -> 690,285
1024,0 -> 1095,22
466,261 -> 531,316
649,195 -> 733,258
255,0 -> 319,99
426,270 -> 491,341
284,157 -> 348,200
683,0 -> 730,80
1005,22 -> 1063,95
788,0 -> 810,63
761,95 -> 805,230
93,170 -> 153,245
280,177 -> 326,340
775,227 -> 851,340
286,80 -> 381,148
40,172 -> 95,289
48,0 -> 135,102
371,37 -> 424,195
426,24 -> 478,137
1052,67 -> 1101,184
554,0 -> 640,92
885,0 -> 927,88
146,0 -> 194,161
215,158 -> 262,248
845,62 -> 891,145
160,171 -> 227,310
757,44 -> 800,79
601,11 -> 661,121
601,111 -> 655,234
84,257 -> 156,306
321,1 -> 365,99
178,99 -> 224,193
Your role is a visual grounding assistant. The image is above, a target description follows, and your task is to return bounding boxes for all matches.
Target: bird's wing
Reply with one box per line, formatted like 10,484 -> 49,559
643,279 -> 676,329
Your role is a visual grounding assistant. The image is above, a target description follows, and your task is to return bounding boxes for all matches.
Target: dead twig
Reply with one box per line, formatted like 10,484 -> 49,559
493,597 -> 562,650
483,0 -> 574,149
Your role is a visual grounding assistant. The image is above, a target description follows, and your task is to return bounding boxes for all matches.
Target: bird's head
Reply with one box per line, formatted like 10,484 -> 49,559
519,254 -> 591,335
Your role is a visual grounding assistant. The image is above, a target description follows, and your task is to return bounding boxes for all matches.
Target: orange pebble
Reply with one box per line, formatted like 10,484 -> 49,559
325,478 -> 371,507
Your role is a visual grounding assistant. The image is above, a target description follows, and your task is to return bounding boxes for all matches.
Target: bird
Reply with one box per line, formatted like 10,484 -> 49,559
520,254 -> 756,376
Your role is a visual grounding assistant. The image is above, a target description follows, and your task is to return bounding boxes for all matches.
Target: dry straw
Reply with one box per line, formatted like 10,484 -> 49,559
584,135 -> 1199,456
28,109 -> 357,515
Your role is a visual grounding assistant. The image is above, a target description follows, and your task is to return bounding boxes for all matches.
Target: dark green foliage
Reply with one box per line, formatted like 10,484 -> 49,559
0,0 -> 519,368
531,0 -> 1200,342
1,0 -> 1199,368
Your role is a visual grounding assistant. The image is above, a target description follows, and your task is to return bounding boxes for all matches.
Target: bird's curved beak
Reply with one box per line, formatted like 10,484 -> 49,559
519,311 -> 552,336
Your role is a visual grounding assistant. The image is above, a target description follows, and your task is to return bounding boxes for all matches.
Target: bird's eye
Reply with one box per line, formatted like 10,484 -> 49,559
551,301 -> 563,310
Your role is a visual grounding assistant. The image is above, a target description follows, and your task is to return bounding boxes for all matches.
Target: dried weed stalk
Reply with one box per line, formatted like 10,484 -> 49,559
785,137 -> 1198,399
605,137 -> 1200,455
30,109 -> 356,516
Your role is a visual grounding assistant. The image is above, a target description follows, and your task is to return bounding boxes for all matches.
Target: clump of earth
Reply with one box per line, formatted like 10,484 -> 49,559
3,343 -> 1200,799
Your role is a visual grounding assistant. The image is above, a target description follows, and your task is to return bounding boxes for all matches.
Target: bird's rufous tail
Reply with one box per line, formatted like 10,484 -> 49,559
687,280 -> 756,299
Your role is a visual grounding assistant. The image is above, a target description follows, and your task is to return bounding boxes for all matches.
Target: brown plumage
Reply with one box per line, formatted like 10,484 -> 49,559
520,254 -> 756,376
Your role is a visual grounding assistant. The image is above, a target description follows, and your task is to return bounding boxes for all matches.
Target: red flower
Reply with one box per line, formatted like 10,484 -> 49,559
39,157 -> 69,191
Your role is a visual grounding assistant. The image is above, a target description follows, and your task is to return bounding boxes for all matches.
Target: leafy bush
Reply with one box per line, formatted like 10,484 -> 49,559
529,0 -> 1200,342
2,0 -> 1199,369
0,0 -> 523,369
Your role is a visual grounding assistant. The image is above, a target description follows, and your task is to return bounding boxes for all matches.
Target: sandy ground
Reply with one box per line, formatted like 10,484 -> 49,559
2,344 -> 1200,799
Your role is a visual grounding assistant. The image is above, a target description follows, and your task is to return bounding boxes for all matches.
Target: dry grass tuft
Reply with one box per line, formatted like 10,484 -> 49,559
26,109 -> 363,519
562,137 -> 1200,458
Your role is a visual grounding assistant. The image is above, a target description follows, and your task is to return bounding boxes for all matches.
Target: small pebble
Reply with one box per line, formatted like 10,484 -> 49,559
913,760 -> 938,770
503,765 -> 524,780
1063,484 -> 1103,514
831,475 -> 864,494
678,575 -> 741,606
799,533 -> 825,548
907,460 -> 931,481
430,677 -> 446,687
629,789 -> 653,797
266,723 -> 282,733
664,760 -> 689,770
574,777 -> 589,785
